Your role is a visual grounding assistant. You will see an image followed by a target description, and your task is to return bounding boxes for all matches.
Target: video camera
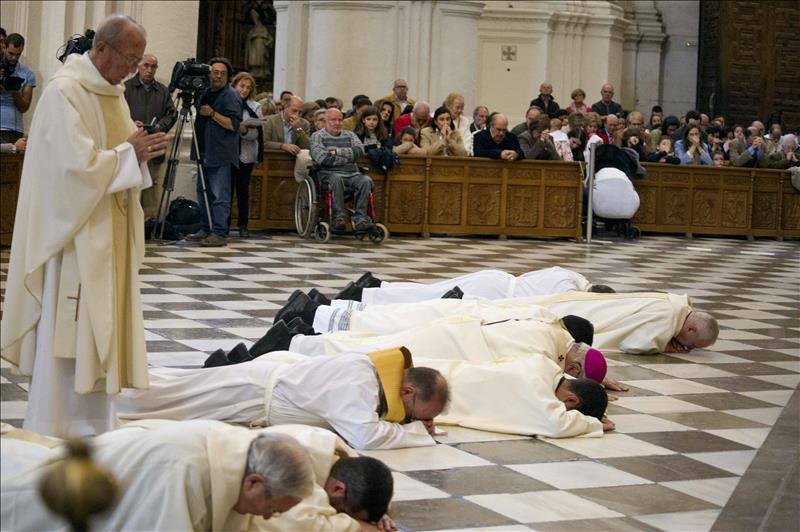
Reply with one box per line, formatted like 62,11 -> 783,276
168,59 -> 211,93
0,56 -> 23,92
57,30 -> 95,63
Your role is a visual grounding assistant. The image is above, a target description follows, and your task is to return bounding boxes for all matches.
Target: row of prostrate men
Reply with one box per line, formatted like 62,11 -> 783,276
3,264 -> 719,531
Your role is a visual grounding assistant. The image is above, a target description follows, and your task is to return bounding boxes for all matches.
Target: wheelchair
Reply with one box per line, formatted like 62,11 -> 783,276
294,166 -> 389,243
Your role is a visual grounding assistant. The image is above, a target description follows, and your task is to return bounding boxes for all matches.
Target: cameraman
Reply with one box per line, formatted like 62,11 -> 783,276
189,57 -> 241,247
0,32 -> 36,144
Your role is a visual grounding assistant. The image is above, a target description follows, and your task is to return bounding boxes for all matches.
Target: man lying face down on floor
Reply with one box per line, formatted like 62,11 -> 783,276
328,268 -> 614,305
1,420 -> 315,531
243,292 -> 605,383
119,348 -> 449,451
270,285 -> 718,356
1,421 -> 399,532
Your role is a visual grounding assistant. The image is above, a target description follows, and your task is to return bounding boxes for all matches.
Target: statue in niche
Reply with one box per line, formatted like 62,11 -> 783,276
245,7 -> 273,78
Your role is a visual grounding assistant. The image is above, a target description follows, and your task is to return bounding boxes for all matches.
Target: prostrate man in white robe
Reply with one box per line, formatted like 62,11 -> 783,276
415,354 -> 613,437
0,14 -> 171,437
251,295 -> 597,378
118,349 -> 449,451
1,420 -> 315,531
503,291 -> 719,354
328,267 -> 612,305
272,289 -> 718,356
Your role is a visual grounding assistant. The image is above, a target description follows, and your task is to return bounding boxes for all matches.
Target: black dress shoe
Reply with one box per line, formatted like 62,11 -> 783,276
203,348 -> 231,368
441,286 -> 464,299
250,320 -> 295,358
239,226 -> 250,238
334,281 -> 363,301
286,316 -> 316,335
354,272 -> 382,288
274,290 -> 311,324
307,288 -> 331,306
227,342 -> 252,364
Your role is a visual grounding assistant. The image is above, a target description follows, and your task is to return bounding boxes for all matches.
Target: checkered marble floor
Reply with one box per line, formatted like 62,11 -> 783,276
2,233 -> 798,531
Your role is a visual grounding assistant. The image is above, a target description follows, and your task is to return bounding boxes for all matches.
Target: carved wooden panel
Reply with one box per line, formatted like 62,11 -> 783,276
661,188 -> 690,225
266,158 -> 295,173
692,189 -> 718,226
467,184 -> 501,226
389,182 -> 425,224
543,187 -> 577,228
508,167 -> 541,181
506,185 -> 539,227
467,166 -> 503,179
699,1 -> 800,131
663,172 -> 690,185
632,186 -> 658,224
429,165 -> 465,178
266,177 -> 295,221
752,192 -> 778,229
783,190 -> 800,231
0,155 -> 23,245
722,190 -> 749,228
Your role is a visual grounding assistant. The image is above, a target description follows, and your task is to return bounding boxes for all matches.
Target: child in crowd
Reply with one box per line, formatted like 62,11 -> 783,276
712,151 -> 727,167
646,137 -> 680,164
393,126 -> 425,155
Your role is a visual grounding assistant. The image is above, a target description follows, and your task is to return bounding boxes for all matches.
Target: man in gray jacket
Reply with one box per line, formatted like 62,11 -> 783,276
310,108 -> 373,231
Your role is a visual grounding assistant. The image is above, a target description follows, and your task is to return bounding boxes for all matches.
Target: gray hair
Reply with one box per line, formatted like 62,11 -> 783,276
94,14 -> 146,47
688,311 -> 719,345
413,101 -> 430,113
245,433 -> 314,500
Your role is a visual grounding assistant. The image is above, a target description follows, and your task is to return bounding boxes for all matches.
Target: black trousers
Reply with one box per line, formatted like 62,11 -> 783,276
0,130 -> 23,144
231,162 -> 254,228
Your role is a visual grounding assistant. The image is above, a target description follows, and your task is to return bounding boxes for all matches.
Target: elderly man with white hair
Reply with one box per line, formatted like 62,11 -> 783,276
1,420 -> 315,531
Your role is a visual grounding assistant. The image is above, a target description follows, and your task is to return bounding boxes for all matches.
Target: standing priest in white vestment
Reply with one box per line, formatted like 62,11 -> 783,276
0,15 -> 170,437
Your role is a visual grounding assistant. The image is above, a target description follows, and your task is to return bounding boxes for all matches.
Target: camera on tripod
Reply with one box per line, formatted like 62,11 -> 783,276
0,57 -> 23,92
168,59 -> 211,94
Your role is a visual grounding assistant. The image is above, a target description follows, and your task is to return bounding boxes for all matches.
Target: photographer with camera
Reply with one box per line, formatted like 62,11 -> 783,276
124,53 -> 177,217
0,32 -> 36,144
188,57 -> 242,247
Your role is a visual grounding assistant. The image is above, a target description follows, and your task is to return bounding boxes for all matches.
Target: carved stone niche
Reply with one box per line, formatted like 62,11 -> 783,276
506,185 -> 539,227
389,182 -> 425,224
543,187 -> 577,229
661,188 -> 689,225
722,190 -> 748,228
467,184 -> 501,226
751,191 -> 777,229
692,189 -> 718,226
632,187 -> 658,224
428,183 -> 462,225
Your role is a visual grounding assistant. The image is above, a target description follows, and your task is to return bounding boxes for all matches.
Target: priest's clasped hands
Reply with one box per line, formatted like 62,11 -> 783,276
128,127 -> 171,164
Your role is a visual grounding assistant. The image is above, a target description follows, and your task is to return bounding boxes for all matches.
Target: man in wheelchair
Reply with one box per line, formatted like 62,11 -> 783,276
309,108 -> 375,232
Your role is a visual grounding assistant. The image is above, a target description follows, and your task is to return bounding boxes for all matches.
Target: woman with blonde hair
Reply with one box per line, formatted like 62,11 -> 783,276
565,88 -> 592,114
443,92 -> 474,154
230,71 -> 263,238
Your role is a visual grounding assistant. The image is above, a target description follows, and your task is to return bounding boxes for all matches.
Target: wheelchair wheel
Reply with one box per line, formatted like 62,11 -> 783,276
369,223 -> 389,243
294,179 -> 316,238
315,221 -> 331,242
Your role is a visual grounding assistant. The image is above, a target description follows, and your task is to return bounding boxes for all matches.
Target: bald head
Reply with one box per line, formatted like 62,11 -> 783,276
539,82 -> 553,96
601,83 -> 615,103
666,311 -> 719,353
137,53 -> 158,84
489,113 -> 509,143
90,14 -> 146,86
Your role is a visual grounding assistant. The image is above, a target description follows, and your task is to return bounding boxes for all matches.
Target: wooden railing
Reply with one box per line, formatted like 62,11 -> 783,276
1,151 -> 797,246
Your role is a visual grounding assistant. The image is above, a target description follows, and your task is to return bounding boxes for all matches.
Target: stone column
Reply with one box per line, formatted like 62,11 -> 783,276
274,0 -> 309,98
578,2 -> 628,107
626,0 -> 667,114
427,1 -> 484,110
305,0 -> 397,101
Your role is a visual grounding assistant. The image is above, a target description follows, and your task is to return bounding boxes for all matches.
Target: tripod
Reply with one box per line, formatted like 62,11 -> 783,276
151,90 -> 214,241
